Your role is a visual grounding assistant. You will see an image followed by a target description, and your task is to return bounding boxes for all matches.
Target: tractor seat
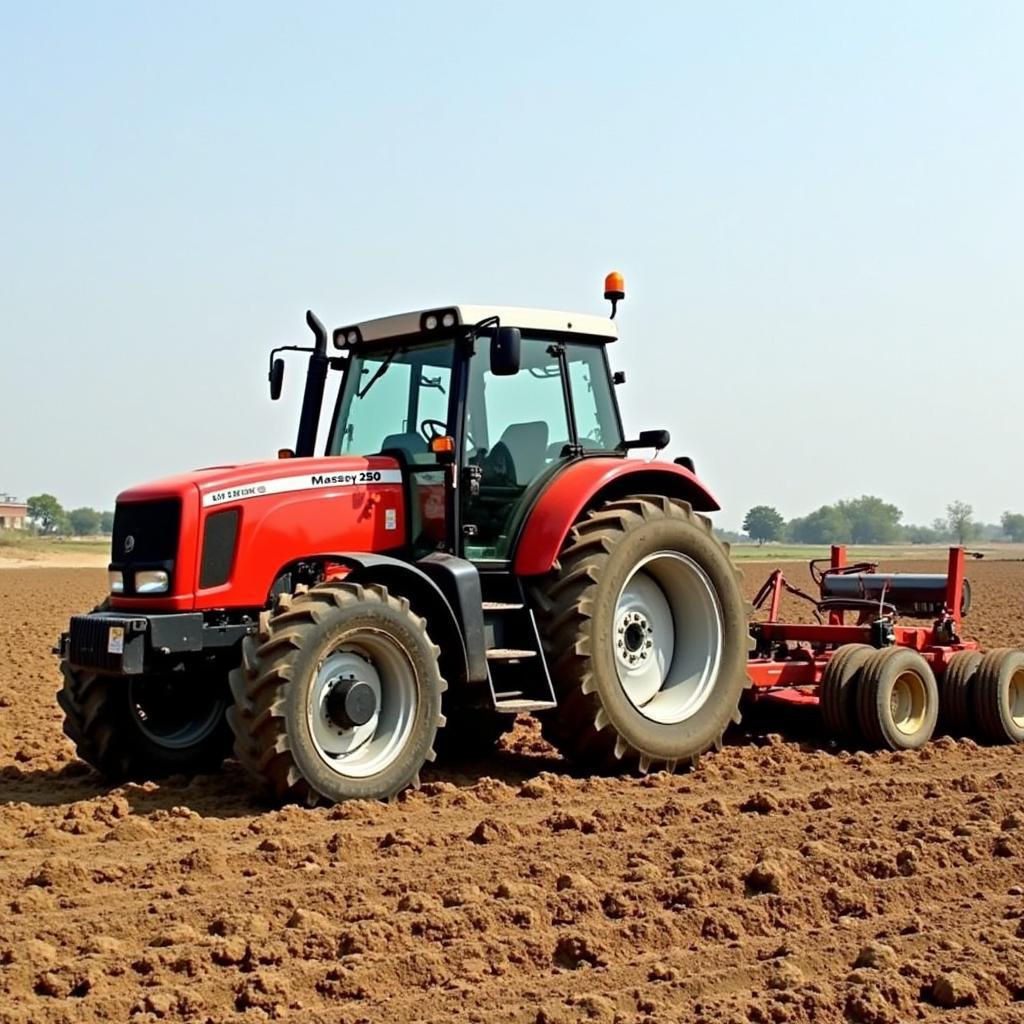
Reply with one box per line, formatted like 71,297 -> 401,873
493,421 -> 549,486
379,432 -> 429,463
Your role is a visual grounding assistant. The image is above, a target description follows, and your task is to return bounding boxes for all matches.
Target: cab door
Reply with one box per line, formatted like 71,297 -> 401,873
403,355 -> 455,557
459,337 -> 573,561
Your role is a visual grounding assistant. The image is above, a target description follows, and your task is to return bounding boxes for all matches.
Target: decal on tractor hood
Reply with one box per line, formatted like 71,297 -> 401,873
202,469 -> 403,508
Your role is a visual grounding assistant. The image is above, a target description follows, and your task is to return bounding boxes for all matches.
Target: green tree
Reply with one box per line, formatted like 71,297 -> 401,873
1001,511 -> 1024,543
788,505 -> 852,544
27,494 -> 64,534
836,495 -> 903,544
945,500 -> 975,544
903,523 -> 944,544
69,507 -> 101,536
742,505 -> 785,545
100,510 -> 115,534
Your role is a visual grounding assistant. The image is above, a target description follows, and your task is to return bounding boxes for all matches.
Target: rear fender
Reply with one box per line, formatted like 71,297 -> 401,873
512,459 -> 720,577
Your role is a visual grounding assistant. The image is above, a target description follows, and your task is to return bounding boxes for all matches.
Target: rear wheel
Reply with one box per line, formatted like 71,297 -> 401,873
856,647 -> 938,750
227,582 -> 445,804
972,648 -> 1024,744
820,644 -> 873,740
58,661 -> 231,780
938,650 -> 982,736
533,496 -> 751,772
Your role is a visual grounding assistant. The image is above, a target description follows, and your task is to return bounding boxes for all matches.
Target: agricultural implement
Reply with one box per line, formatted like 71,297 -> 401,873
54,274 -> 1024,805
746,545 -> 1024,749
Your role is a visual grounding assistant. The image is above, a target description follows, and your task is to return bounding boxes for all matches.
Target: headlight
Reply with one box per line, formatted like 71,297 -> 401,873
134,570 -> 169,594
108,570 -> 124,594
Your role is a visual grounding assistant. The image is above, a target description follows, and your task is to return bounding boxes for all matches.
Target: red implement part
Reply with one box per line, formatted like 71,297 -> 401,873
746,547 -> 979,706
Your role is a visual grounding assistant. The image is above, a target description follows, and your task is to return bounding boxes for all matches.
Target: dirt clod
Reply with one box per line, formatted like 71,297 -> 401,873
854,942 -> 898,970
553,935 -> 605,969
930,971 -> 978,1008
747,858 -> 787,895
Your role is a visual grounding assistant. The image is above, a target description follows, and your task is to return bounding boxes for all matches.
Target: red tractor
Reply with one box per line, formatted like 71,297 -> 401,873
56,276 -> 753,803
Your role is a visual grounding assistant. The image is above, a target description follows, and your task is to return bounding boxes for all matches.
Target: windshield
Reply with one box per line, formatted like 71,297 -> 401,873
327,340 -> 454,461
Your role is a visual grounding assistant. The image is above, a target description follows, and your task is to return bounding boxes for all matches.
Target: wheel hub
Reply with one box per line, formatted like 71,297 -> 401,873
616,610 -> 654,668
325,677 -> 378,729
1009,668 -> 1024,728
611,551 -> 724,726
891,671 -> 927,735
307,645 -> 417,780
128,675 -> 225,750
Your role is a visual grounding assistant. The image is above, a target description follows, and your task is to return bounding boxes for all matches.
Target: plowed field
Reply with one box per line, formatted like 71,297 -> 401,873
2,563 -> 1024,1023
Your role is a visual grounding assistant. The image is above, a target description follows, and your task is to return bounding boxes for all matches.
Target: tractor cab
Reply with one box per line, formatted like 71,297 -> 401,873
309,305 -> 625,561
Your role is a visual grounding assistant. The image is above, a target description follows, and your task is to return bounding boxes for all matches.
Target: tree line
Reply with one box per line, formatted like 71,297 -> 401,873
23,494 -> 114,537
740,497 -> 1024,546
14,490 -> 1024,546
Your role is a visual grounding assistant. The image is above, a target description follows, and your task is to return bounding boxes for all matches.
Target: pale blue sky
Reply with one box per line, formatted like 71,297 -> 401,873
2,2 -> 1021,528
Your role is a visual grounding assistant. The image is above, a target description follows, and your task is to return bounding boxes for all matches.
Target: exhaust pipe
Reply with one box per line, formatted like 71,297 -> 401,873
295,310 -> 329,458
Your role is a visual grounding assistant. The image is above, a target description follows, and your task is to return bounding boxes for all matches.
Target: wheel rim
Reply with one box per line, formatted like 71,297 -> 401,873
890,671 -> 927,735
1008,667 -> 1024,729
612,551 -> 724,725
307,632 -> 418,779
129,676 -> 225,750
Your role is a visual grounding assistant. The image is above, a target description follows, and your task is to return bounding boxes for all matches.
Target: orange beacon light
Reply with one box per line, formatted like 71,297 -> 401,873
604,271 -> 625,318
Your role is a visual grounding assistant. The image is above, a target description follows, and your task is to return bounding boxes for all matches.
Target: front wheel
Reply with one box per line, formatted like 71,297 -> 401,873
57,662 -> 232,780
533,496 -> 751,772
227,582 -> 446,804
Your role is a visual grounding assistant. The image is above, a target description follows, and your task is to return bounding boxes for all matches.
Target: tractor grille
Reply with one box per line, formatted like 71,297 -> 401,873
199,508 -> 240,588
111,499 -> 181,595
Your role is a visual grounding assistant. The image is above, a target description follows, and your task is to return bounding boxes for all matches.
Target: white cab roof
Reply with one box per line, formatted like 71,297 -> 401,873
344,304 -> 618,346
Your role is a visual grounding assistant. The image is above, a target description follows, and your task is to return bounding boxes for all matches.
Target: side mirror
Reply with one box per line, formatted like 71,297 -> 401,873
269,358 -> 285,400
638,429 -> 670,450
619,428 -> 671,452
490,327 -> 521,376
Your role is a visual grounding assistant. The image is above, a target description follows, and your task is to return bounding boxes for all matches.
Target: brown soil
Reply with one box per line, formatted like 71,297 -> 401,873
2,564 -> 1024,1023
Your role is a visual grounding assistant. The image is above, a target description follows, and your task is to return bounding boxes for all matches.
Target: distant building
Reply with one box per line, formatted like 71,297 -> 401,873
0,495 -> 28,530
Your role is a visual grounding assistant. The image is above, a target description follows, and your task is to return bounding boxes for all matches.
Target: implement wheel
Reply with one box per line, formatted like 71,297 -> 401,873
533,496 -> 751,773
938,650 -> 982,736
58,662 -> 231,781
820,644 -> 873,740
856,647 -> 938,750
227,582 -> 445,804
972,648 -> 1024,744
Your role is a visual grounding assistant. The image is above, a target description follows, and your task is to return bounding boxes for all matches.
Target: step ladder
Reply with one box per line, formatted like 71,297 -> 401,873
481,596 -> 557,714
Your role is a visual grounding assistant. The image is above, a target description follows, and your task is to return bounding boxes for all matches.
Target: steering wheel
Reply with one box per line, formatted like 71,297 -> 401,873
419,418 -> 448,442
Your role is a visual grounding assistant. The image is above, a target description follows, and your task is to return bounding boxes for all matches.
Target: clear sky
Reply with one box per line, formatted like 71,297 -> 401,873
2,2 -> 1021,529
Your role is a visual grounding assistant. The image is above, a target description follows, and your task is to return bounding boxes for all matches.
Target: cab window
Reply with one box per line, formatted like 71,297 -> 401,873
328,342 -> 454,463
566,342 -> 622,451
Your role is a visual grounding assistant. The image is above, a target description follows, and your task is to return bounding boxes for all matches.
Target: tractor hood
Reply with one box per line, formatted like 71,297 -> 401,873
110,456 -> 408,612
116,456 -> 403,508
